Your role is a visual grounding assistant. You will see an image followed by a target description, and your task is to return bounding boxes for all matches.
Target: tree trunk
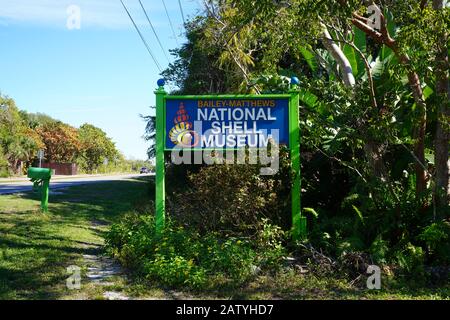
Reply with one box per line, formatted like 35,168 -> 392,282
321,25 -> 356,87
320,24 -> 390,181
405,69 -> 428,196
433,0 -> 450,207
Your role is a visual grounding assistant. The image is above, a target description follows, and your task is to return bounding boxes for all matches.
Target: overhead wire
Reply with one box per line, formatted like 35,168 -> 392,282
138,0 -> 171,64
120,0 -> 163,72
177,0 -> 186,26
161,0 -> 180,46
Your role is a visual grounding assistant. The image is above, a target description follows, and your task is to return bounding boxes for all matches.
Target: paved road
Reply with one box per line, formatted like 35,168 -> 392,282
0,174 -> 154,195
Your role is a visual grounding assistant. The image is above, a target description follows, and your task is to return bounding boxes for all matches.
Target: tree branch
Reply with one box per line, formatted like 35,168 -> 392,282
320,23 -> 356,87
350,4 -> 428,195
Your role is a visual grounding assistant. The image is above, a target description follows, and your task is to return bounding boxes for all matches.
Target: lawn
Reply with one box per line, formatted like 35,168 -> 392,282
0,176 -> 448,300
0,177 -> 152,300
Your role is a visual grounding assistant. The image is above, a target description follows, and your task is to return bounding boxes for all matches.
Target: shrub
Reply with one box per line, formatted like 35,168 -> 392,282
198,235 -> 256,281
144,254 -> 207,288
166,149 -> 292,236
105,214 -> 288,289
393,243 -> 425,276
370,235 -> 390,265
253,219 -> 287,269
418,221 -> 450,264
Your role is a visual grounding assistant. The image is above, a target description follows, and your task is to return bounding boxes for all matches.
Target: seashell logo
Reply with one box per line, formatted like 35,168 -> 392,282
169,103 -> 199,147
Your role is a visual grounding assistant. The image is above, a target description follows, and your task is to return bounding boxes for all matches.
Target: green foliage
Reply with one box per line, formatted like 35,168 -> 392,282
77,124 -> 118,173
303,208 -> 319,219
162,16 -> 241,94
0,93 -> 142,176
336,236 -> 365,257
370,236 -> 390,265
299,46 -> 318,73
0,145 -> 9,177
144,254 -> 207,288
351,205 -> 365,225
254,219 -> 288,268
250,74 -> 291,93
105,214 -> 287,289
199,235 -> 256,281
167,152 -> 292,235
19,111 -> 57,129
419,222 -> 449,249
141,112 -> 156,159
394,243 -> 425,275
0,94 -> 44,174
418,221 -> 450,264
142,0 -> 450,287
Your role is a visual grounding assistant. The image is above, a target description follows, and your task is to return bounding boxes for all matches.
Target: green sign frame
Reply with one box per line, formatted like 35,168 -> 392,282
154,83 -> 306,240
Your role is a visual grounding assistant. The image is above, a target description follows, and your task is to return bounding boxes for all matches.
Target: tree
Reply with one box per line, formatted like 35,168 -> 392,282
430,0 -> 450,206
141,111 -> 156,159
77,124 -> 118,173
0,94 -> 43,174
37,121 -> 81,163
349,2 -> 429,197
162,16 -> 242,94
20,111 -> 57,129
0,145 -> 8,177
194,0 -> 448,206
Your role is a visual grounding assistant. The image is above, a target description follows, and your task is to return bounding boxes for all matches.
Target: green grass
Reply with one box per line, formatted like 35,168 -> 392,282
104,269 -> 449,300
0,177 -> 153,300
203,271 -> 450,300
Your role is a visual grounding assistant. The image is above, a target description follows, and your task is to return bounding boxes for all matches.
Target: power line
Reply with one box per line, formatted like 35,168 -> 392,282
138,0 -> 171,64
177,0 -> 186,26
120,0 -> 163,72
161,0 -> 179,46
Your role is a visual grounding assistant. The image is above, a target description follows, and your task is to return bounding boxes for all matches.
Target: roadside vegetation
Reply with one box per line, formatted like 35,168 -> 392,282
0,95 -> 152,177
0,177 -> 150,299
105,172 -> 449,299
0,176 -> 447,299
115,0 -> 449,299
0,0 -> 448,300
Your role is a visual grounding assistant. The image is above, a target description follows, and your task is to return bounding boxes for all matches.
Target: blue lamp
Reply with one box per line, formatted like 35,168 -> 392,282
157,78 -> 166,87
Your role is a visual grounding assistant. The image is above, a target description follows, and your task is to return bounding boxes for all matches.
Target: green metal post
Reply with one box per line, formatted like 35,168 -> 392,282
41,179 -> 49,212
28,167 -> 51,213
155,83 -> 167,234
289,87 -> 306,240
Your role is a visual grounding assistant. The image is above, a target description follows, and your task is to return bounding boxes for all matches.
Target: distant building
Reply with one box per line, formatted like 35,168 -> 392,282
41,162 -> 78,175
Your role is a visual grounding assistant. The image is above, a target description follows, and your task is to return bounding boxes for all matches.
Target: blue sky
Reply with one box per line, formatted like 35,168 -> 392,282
0,0 -> 202,160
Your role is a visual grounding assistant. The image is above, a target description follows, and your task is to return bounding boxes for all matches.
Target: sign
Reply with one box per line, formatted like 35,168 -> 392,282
154,79 -> 306,240
165,98 -> 290,149
37,149 -> 45,168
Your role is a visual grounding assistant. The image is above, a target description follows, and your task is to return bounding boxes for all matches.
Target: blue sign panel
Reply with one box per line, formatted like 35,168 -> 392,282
165,98 -> 289,149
